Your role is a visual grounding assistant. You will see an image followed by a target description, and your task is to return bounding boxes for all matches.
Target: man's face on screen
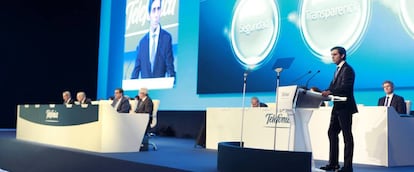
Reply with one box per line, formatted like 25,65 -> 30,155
383,83 -> 394,95
149,0 -> 161,32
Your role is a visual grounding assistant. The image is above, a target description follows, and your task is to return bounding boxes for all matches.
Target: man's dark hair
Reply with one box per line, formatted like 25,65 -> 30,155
148,0 -> 162,13
115,88 -> 124,94
331,46 -> 347,60
383,80 -> 394,88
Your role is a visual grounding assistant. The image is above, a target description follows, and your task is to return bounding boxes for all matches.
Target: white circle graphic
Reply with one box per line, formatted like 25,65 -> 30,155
300,0 -> 371,63
230,0 -> 280,70
399,0 -> 414,40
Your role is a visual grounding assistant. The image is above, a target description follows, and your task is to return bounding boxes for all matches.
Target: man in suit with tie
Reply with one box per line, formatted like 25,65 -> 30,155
135,88 -> 154,116
320,46 -> 358,172
76,91 -> 92,105
135,87 -> 154,151
251,97 -> 268,107
111,88 -> 131,113
62,91 -> 74,104
378,80 -> 406,114
131,0 -> 176,79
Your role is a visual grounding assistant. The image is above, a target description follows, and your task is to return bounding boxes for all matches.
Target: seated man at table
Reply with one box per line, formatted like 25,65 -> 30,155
251,97 -> 268,107
378,80 -> 406,114
111,88 -> 131,113
76,91 -> 92,105
134,87 -> 154,151
62,91 -> 74,104
135,88 -> 154,115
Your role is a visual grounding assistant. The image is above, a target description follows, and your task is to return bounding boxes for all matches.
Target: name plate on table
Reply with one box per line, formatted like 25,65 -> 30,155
19,104 -> 98,126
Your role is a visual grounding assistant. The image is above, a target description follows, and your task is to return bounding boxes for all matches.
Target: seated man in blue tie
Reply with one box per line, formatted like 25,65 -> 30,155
378,80 -> 407,114
111,88 -> 131,113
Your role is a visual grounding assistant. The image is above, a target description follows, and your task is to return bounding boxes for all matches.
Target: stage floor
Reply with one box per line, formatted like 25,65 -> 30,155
1,129 -> 414,172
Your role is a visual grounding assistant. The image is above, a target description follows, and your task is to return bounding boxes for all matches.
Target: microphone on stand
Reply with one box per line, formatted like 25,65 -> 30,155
243,70 -> 249,83
290,70 -> 312,84
305,70 -> 320,90
240,70 -> 250,148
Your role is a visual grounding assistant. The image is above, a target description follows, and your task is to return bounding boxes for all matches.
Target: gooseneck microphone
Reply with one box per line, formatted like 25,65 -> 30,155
305,70 -> 320,89
290,70 -> 312,84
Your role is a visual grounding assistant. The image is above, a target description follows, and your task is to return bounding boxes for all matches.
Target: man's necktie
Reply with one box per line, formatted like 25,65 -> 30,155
150,34 -> 157,73
137,100 -> 142,108
384,96 -> 389,107
334,66 -> 340,80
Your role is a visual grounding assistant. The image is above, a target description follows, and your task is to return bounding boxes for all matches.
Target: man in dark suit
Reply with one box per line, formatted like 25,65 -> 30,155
251,97 -> 268,107
111,88 -> 131,113
131,0 -> 175,79
76,91 -> 92,105
135,88 -> 154,116
320,46 -> 358,172
378,80 -> 406,114
134,87 -> 154,151
62,91 -> 74,104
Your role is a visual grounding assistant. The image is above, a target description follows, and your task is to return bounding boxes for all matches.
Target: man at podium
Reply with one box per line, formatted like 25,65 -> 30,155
321,46 -> 358,172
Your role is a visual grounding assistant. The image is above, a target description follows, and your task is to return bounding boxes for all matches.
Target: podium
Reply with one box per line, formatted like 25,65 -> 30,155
276,85 -> 346,152
276,85 -> 348,171
208,98 -> 414,167
216,85 -> 341,171
16,100 -> 149,153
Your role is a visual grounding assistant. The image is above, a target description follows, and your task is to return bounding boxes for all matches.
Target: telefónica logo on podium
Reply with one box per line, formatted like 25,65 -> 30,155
45,109 -> 59,123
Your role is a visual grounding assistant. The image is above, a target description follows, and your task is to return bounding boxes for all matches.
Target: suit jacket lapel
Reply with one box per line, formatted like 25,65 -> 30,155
390,97 -> 395,107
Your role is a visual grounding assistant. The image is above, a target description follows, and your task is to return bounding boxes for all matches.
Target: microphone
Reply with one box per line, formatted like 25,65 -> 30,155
290,70 -> 312,84
243,70 -> 249,83
305,70 -> 320,89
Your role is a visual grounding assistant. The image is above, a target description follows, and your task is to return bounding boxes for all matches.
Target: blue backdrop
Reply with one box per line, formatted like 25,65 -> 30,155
98,0 -> 414,110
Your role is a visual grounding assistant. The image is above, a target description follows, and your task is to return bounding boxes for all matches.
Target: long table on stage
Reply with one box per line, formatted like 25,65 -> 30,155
16,100 -> 149,153
206,106 -> 414,167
